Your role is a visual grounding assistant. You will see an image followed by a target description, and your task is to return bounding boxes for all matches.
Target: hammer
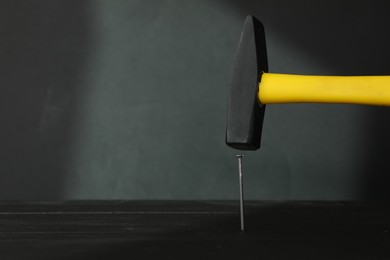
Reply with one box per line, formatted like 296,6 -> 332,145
226,15 -> 390,150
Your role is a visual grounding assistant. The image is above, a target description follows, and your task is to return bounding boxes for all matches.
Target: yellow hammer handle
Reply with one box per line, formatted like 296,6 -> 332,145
259,73 -> 390,106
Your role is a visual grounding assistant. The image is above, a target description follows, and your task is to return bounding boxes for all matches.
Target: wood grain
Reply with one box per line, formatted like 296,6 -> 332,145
0,201 -> 389,259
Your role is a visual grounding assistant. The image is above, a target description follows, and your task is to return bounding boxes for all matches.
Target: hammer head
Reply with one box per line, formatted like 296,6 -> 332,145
226,16 -> 268,150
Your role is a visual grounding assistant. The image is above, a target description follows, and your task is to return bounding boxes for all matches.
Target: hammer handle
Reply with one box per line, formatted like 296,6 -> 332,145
259,73 -> 390,106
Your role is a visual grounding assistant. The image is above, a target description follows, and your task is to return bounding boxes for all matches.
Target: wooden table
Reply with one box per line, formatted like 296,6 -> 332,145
0,201 -> 389,259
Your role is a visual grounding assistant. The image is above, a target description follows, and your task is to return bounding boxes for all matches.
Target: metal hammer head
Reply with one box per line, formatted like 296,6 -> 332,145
226,15 -> 268,150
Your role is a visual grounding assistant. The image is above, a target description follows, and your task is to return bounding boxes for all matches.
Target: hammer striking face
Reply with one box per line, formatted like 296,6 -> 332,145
226,15 -> 390,150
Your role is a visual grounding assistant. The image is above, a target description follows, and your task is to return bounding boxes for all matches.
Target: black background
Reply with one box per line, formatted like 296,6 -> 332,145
1,0 -> 390,200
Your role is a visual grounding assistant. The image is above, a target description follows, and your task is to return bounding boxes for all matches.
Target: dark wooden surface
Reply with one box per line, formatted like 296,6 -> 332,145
0,201 -> 389,259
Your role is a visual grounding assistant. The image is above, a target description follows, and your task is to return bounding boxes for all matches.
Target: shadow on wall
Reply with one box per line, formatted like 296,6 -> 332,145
225,0 -> 390,200
0,1 -> 92,199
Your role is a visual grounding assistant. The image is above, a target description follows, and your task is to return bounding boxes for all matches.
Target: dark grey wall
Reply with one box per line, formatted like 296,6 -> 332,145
1,0 -> 390,200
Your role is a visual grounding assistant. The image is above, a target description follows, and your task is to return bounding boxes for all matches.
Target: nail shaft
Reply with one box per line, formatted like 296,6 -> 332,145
236,155 -> 245,231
